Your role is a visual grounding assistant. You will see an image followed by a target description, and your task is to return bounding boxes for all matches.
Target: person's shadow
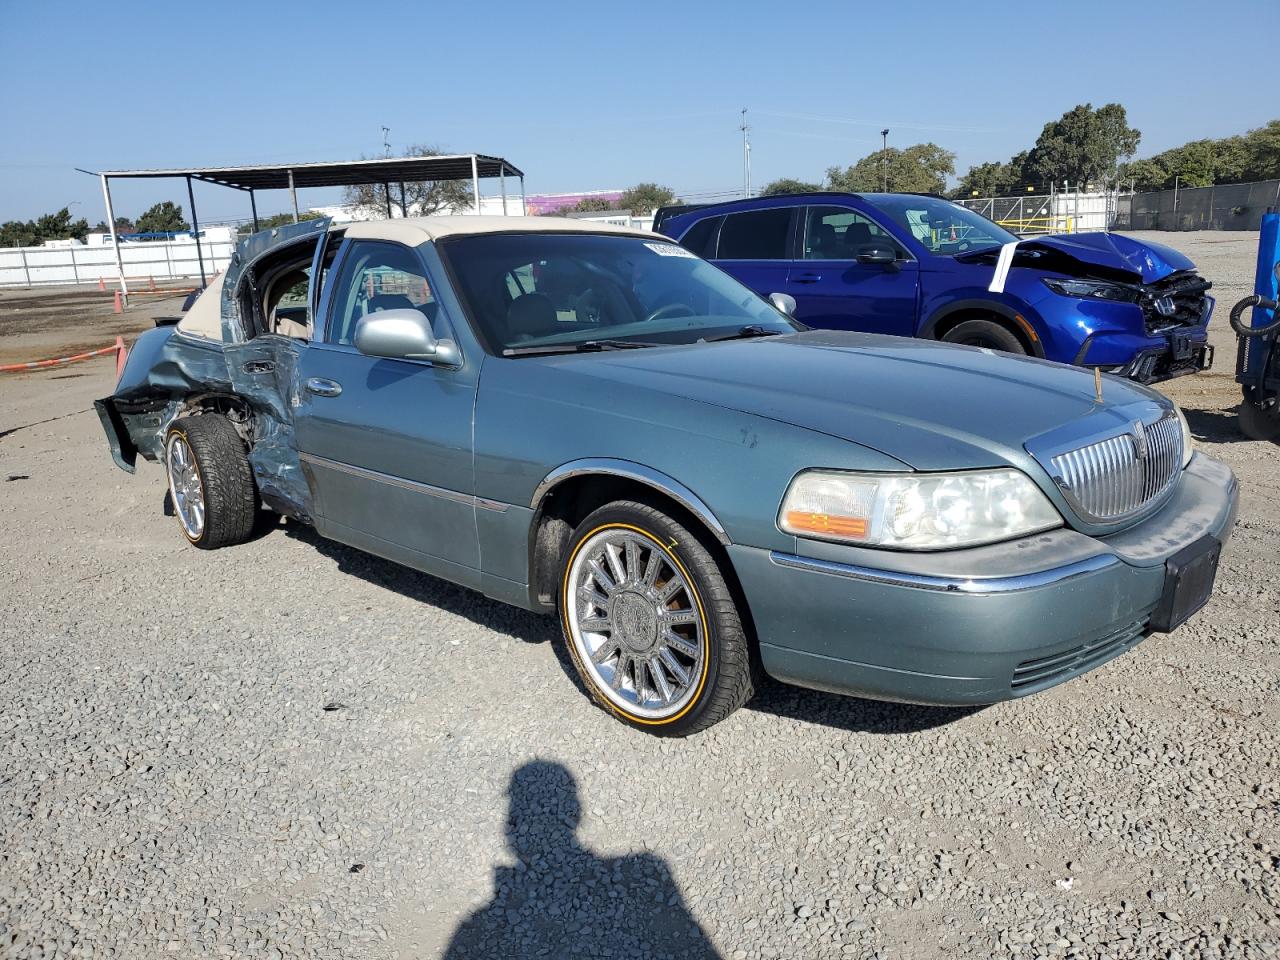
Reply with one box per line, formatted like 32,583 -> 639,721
444,761 -> 722,960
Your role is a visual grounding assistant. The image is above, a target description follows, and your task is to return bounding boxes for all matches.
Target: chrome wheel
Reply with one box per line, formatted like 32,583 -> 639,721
166,433 -> 205,540
566,526 -> 706,720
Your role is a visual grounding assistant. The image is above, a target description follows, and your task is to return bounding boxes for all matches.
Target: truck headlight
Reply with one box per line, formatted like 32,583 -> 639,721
779,468 -> 1062,550
1043,277 -> 1140,303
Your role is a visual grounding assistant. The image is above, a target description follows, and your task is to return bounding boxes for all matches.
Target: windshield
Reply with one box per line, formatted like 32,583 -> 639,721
438,233 -> 798,354
864,194 -> 1017,256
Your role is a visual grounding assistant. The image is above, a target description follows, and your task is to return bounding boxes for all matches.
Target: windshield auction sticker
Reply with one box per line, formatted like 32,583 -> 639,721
644,242 -> 697,258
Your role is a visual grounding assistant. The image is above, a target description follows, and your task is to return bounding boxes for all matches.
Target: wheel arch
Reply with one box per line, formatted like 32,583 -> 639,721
526,460 -> 732,612
921,299 -> 1045,358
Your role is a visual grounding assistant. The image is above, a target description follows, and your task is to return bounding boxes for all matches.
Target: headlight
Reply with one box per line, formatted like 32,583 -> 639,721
779,468 -> 1062,550
1174,404 -> 1193,468
1043,277 -> 1140,303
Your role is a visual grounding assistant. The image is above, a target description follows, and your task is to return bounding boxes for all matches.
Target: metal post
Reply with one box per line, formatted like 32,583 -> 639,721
186,175 -> 207,288
249,189 -> 259,231
499,164 -> 508,215
100,174 -> 128,303
881,129 -> 889,192
519,175 -> 526,216
740,109 -> 752,198
1173,176 -> 1180,214
288,169 -> 299,223
471,155 -> 481,214
383,184 -> 392,219
18,248 -> 29,287
399,181 -> 408,218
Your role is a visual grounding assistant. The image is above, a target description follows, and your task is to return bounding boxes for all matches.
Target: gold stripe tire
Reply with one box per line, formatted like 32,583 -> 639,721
164,415 -> 259,550
559,500 -> 756,736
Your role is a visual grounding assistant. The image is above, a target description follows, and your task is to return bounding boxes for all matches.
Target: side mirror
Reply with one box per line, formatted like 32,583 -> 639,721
768,292 -> 797,316
856,244 -> 897,265
354,308 -> 460,366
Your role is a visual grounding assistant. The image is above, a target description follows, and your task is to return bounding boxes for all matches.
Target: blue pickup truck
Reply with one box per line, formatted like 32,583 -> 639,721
655,192 -> 1214,384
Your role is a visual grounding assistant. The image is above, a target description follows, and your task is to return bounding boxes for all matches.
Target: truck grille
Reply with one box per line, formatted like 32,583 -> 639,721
1049,412 -> 1183,522
1140,271 -> 1211,333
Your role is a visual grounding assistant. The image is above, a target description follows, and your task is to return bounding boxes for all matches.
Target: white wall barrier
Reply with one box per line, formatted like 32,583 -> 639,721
0,234 -> 235,287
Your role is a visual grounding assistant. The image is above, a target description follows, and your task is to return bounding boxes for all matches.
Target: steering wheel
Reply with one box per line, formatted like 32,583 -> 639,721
645,302 -> 696,323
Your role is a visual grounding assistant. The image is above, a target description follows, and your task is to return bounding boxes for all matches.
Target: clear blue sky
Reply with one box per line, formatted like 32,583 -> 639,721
2,0 -> 1277,224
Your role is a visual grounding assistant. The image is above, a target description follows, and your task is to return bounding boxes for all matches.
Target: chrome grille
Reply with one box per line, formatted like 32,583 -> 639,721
1049,413 -> 1182,522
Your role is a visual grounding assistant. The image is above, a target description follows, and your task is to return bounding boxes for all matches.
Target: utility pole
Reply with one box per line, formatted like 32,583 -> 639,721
881,129 -> 890,192
740,108 -> 752,198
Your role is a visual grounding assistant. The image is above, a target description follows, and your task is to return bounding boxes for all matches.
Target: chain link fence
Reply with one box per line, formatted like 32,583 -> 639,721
1115,180 -> 1280,232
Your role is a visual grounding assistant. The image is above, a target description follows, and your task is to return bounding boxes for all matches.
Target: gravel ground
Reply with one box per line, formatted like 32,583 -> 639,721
2,232 -> 1279,959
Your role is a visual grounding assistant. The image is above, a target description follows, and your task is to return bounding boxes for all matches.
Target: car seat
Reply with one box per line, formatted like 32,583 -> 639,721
505,293 -> 557,343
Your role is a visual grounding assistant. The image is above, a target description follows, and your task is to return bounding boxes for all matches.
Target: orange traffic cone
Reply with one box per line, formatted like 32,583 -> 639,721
114,336 -> 127,380
97,276 -> 105,292
113,290 -> 123,314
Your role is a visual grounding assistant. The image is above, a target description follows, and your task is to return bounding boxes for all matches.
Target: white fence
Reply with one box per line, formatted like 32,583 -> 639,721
0,234 -> 235,287
955,189 -> 1115,234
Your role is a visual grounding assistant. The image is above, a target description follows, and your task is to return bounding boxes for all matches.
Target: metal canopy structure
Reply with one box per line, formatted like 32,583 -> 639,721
80,154 -> 525,301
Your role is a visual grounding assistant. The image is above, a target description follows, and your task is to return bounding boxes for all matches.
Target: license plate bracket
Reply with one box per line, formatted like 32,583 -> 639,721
1150,536 -> 1221,633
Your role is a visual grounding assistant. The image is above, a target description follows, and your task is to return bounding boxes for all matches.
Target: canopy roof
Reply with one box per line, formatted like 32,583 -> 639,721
94,154 -> 522,191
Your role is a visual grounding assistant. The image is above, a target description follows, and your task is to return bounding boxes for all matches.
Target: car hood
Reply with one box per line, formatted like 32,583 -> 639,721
550,330 -> 1165,471
1020,232 -> 1195,283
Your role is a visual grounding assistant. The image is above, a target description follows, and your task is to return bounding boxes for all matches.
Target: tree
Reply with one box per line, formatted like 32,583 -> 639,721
570,196 -> 614,213
91,216 -> 134,234
343,145 -> 472,218
238,210 -> 324,236
0,207 -> 90,247
951,160 -> 1021,198
619,182 -> 676,215
135,201 -> 190,234
760,177 -> 823,196
1024,103 -> 1140,187
1117,157 -> 1169,192
826,143 -> 955,194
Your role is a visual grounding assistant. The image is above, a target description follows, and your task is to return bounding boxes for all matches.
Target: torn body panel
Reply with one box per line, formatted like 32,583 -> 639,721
95,220 -> 329,521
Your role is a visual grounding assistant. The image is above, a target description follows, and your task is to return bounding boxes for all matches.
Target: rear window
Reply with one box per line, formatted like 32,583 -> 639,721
717,208 -> 792,260
678,215 -> 722,258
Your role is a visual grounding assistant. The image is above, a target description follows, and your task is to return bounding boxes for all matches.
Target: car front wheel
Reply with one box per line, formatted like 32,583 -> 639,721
559,500 -> 755,736
941,318 -> 1027,354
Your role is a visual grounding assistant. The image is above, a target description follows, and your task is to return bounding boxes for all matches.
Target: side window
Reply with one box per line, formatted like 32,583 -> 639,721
802,206 -> 901,260
716,208 -> 792,260
325,241 -> 437,346
678,215 -> 722,258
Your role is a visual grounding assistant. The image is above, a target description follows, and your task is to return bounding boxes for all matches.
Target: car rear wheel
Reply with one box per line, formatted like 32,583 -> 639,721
559,500 -> 755,736
164,415 -> 259,550
941,318 -> 1027,354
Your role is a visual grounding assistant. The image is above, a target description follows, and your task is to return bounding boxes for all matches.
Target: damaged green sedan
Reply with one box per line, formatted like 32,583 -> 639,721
97,216 -> 1239,735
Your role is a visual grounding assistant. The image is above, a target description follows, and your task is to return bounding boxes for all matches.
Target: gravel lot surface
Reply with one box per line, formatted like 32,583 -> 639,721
2,234 -> 1279,959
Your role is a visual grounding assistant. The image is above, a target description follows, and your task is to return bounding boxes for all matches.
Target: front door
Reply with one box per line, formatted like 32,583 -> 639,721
293,238 -> 481,585
786,205 -> 919,337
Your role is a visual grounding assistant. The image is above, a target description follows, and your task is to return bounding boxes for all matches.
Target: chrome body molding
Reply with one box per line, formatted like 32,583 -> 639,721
530,458 -> 730,545
767,550 -> 1120,594
298,452 -> 509,512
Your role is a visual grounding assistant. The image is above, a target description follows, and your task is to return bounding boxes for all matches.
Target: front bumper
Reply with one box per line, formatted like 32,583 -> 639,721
731,453 -> 1238,706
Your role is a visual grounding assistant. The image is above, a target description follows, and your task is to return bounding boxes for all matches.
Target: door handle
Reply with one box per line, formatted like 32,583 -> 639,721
242,360 -> 275,374
305,377 -> 342,398
792,273 -> 822,284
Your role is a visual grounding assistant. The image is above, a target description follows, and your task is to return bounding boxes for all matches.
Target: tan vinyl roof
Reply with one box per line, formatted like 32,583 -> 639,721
341,215 -> 656,244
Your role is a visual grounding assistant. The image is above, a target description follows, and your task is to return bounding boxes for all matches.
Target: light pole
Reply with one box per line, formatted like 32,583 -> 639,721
740,108 -> 752,198
880,129 -> 890,192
